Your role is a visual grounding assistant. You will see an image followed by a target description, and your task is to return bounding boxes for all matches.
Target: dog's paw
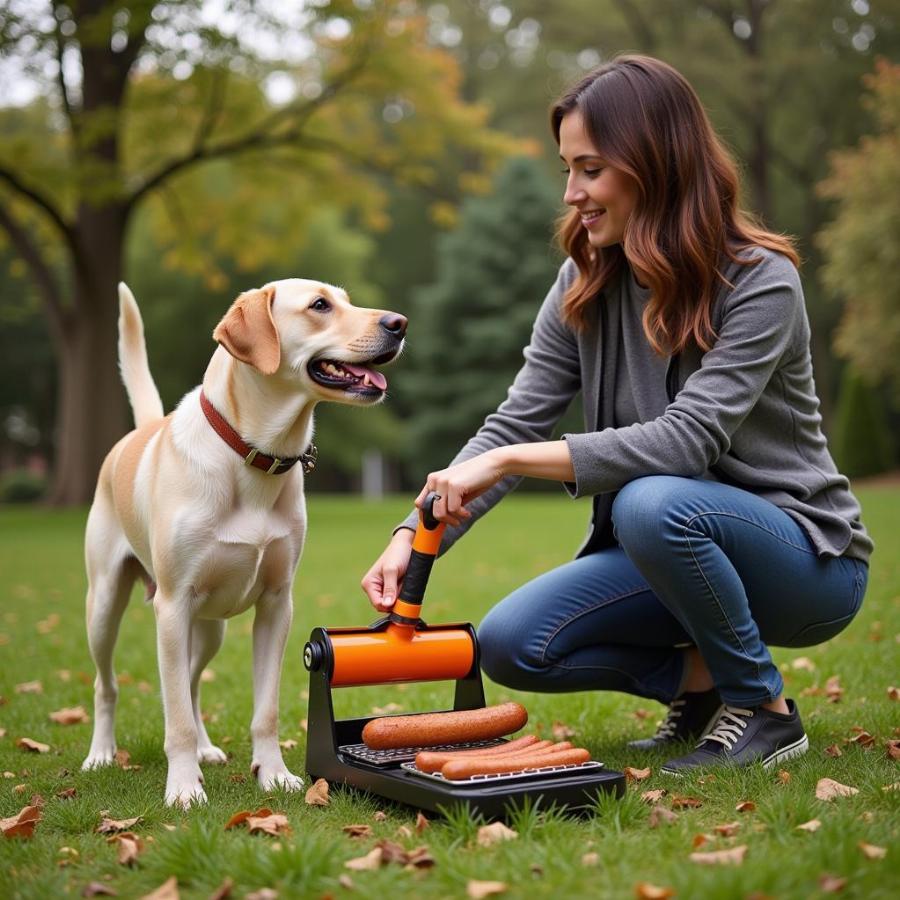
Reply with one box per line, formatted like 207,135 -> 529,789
165,764 -> 207,809
197,745 -> 228,765
255,766 -> 304,793
82,748 -> 117,770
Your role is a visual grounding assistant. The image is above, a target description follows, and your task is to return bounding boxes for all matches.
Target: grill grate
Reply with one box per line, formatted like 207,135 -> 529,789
400,760 -> 605,786
340,739 -> 506,767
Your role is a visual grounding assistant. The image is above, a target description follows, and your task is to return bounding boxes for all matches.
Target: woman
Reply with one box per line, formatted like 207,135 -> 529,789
361,55 -> 871,773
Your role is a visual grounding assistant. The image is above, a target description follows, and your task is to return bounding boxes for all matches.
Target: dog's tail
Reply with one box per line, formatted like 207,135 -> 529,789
117,283 -> 164,427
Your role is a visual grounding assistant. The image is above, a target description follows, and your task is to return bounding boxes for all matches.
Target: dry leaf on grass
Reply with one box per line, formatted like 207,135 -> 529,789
888,686 -> 899,701
825,675 -> 843,702
373,811 -> 387,822
824,744 -> 843,758
791,657 -> 816,671
0,728 -> 6,739
735,800 -> 756,813
818,874 -> 847,893
405,846 -> 435,869
278,739 -> 297,750
370,702 -> 403,715
552,721 -> 576,739
885,740 -> 900,760
796,819 -> 822,832
415,811 -> 429,833
477,822 -> 518,846
342,824 -> 373,839
244,890 -> 277,900
207,878 -> 233,900
648,805 -> 679,828
858,842 -> 887,860
624,767 -> 652,782
49,706 -> 90,725
81,882 -> 118,897
1,804 -> 41,839
816,778 -> 859,801
97,815 -> 142,834
632,708 -> 652,720
338,875 -> 354,889
689,844 -> 747,865
640,789 -> 667,804
108,831 -> 144,866
395,824 -> 413,839
139,877 -> 179,900
15,680 -> 42,694
670,794 -> 702,809
776,770 -> 791,785
581,851 -> 600,866
16,737 -> 50,754
345,847 -> 384,871
374,840 -> 408,864
246,811 -> 290,836
304,778 -> 329,806
848,731 -> 876,749
57,787 -> 77,800
634,883 -> 675,899
467,880 -> 508,898
692,833 -> 715,849
714,821 -> 741,837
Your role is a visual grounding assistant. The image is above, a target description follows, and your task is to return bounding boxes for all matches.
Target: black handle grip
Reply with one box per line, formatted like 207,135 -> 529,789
422,490 -> 440,530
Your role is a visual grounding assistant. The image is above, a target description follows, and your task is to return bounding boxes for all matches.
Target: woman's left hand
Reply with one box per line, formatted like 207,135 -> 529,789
415,450 -> 507,526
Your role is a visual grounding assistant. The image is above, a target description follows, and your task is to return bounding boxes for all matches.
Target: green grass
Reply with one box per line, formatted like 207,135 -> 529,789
1,491 -> 898,899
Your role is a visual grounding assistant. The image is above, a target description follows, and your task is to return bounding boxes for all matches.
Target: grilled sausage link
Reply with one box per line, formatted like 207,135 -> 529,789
361,702 -> 528,750
414,735 -> 541,772
440,747 -> 591,780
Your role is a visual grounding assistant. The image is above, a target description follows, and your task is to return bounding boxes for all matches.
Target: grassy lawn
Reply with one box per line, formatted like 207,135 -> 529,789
1,490 -> 898,899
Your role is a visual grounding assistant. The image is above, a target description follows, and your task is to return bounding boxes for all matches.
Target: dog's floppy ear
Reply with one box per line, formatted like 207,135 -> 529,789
213,286 -> 280,375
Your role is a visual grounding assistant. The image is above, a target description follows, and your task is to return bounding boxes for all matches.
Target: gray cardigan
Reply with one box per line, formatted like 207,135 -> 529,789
402,249 -> 872,563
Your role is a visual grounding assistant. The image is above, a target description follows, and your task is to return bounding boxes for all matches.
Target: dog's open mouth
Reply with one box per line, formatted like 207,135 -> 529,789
308,358 -> 388,395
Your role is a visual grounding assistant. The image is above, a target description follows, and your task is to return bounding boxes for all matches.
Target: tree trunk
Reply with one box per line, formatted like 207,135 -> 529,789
48,204 -> 129,505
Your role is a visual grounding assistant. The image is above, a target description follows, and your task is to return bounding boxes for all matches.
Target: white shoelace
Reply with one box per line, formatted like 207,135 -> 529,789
700,705 -> 754,750
654,698 -> 686,740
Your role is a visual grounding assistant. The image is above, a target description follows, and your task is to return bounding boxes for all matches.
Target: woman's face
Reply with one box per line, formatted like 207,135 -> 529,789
559,110 -> 639,248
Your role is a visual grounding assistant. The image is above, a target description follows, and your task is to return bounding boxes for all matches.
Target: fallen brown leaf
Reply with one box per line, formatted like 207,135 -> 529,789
776,770 -> 791,785
373,811 -> 387,822
689,844 -> 747,865
244,891 -> 276,900
97,815 -> 142,834
207,877 -> 233,900
405,845 -> 435,869
795,818 -> 821,832
342,824 -> 373,839
370,702 -> 403,715
632,708 -> 652,720
824,744 -> 843,758
467,882 -> 508,899
338,875 -> 354,890
735,800 -> 756,813
0,728 -> 5,738
57,787 -> 77,800
816,778 -> 859,801
819,874 -> 847,893
1,804 -> 41,839
692,833 -> 715,849
305,778 -> 329,806
247,811 -> 290,836
581,851 -> 599,866
81,882 -> 118,897
791,657 -> 816,671
108,831 -> 144,866
16,737 -> 50,754
49,706 -> 90,725
139,877 -> 179,900
374,839 -> 408,864
825,675 -> 843,703
858,841 -> 887,860
477,822 -> 518,846
697,774 -> 716,785
634,883 -> 675,899
344,847 -> 384,871
883,781 -> 900,792
13,784 -> 27,795
640,789 -> 667,804
552,720 -> 576,739
224,810 -> 256,830
885,739 -> 900,761
15,680 -> 42,694
415,811 -> 429,833
714,821 -> 741,837
279,739 -> 298,750
849,731 -> 876,749
228,773 -> 246,784
624,766 -> 652,782
670,794 -> 702,809
395,824 -> 413,839
649,805 -> 679,828
888,686 -> 899,701
299,718 -> 308,732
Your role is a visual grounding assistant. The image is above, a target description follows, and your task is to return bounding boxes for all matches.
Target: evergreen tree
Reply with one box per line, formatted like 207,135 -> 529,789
404,157 -> 562,477
831,368 -> 896,478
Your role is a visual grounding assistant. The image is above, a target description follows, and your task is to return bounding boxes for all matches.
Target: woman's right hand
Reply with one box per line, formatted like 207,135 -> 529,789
361,528 -> 415,612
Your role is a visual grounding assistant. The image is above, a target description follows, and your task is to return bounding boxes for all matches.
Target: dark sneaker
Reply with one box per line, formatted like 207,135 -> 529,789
627,689 -> 723,751
659,699 -> 808,775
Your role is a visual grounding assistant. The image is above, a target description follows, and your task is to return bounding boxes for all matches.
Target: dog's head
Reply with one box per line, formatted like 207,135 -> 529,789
213,279 -> 406,405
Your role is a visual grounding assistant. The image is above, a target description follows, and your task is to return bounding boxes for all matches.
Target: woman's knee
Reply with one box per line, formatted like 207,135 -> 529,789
612,475 -> 693,550
477,603 -> 547,690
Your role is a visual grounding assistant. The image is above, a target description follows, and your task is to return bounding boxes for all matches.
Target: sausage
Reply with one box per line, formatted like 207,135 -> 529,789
361,702 -> 528,750
414,735 -> 542,773
441,747 -> 591,780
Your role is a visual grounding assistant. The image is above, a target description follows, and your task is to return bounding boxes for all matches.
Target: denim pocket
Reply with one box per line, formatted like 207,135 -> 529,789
782,560 -> 867,648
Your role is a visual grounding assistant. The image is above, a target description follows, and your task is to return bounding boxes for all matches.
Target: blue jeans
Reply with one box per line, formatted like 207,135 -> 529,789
478,476 -> 867,707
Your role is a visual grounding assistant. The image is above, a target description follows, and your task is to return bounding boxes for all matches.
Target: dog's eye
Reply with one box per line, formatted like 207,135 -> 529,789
309,296 -> 331,312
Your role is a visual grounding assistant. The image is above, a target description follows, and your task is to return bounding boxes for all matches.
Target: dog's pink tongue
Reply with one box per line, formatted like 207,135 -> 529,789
342,363 -> 387,391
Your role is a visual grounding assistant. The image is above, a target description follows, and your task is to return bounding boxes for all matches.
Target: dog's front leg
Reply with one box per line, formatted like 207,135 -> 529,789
154,596 -> 207,808
249,591 -> 303,792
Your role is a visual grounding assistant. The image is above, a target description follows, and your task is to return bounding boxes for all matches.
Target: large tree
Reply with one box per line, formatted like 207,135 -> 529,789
0,0 -> 517,503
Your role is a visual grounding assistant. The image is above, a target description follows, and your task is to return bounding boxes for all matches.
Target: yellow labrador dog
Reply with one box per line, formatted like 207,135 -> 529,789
82,280 -> 406,807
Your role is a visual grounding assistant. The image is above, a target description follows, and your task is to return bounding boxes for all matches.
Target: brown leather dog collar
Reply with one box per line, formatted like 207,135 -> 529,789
199,390 -> 317,476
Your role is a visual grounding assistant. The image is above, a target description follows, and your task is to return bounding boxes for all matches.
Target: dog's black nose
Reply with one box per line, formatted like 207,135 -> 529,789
379,313 -> 408,338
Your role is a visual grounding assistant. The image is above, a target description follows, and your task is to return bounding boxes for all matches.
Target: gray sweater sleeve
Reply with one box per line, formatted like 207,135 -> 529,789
398,260 -> 582,548
564,251 -> 803,496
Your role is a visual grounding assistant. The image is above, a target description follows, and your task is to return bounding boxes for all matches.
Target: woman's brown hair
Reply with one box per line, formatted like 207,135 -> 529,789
551,55 -> 798,354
